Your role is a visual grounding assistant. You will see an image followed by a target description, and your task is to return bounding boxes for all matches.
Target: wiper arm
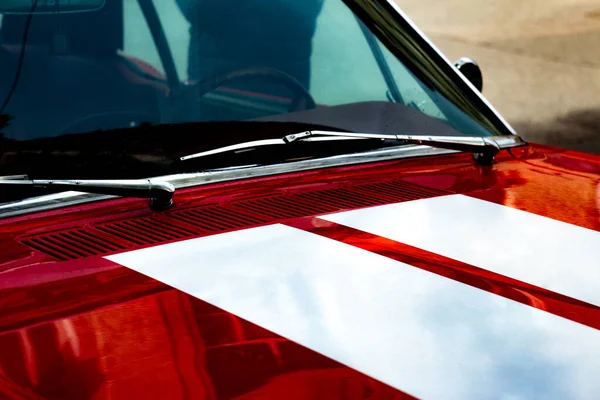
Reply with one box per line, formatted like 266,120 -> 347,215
0,174 -> 28,180
0,178 -> 175,211
180,130 -> 525,165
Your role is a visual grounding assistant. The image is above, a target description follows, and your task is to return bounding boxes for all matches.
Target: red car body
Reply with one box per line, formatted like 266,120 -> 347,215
1,144 -> 599,399
1,0 -> 599,399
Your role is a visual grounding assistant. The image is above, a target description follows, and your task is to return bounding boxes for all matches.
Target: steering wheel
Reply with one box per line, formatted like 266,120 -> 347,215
179,66 -> 317,113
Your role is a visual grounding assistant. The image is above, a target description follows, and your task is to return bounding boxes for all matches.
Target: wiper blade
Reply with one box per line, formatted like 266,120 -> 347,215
179,134 -> 372,162
0,178 -> 175,210
180,130 -> 525,165
180,138 -> 287,161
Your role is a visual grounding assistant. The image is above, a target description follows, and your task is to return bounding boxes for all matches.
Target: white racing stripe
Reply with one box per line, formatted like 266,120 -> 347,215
107,224 -> 600,400
322,194 -> 600,307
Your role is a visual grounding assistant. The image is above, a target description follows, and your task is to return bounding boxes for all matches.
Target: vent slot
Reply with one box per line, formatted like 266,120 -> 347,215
19,179 -> 450,260
234,180 -> 449,219
296,188 -> 379,209
168,206 -> 267,232
233,195 -> 335,220
356,180 -> 446,202
96,217 -> 198,245
21,229 -> 127,261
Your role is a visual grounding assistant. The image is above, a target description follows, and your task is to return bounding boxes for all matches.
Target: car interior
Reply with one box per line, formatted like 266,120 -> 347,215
0,0 -> 306,141
0,0 -> 175,139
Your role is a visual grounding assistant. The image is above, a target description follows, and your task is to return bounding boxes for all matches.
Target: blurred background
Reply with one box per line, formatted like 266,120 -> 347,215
398,0 -> 600,154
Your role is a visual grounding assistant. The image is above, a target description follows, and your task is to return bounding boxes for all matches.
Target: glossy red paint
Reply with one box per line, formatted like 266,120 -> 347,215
1,143 -> 599,398
468,145 -> 600,231
286,217 -> 600,330
0,261 -> 415,399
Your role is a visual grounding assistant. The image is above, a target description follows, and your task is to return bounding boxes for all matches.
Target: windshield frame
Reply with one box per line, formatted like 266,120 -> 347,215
348,0 -> 515,136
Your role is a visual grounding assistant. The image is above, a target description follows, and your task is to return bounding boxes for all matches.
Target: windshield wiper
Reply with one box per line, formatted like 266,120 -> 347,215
0,174 -> 28,180
180,130 -> 525,165
0,178 -> 175,211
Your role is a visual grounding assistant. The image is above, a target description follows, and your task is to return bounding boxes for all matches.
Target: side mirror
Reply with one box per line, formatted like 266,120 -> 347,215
0,0 -> 105,14
454,57 -> 483,92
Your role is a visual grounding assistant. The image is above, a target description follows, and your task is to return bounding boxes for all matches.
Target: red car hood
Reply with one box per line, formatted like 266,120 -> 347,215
1,143 -> 599,399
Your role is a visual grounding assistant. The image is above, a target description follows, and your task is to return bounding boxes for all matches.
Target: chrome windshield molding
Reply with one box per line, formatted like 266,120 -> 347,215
0,136 -> 527,219
375,0 -> 517,136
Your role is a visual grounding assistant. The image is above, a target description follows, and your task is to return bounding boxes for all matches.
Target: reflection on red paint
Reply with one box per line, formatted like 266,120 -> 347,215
0,271 -> 415,399
286,217 -> 600,331
1,143 -> 600,397
470,151 -> 600,231
0,319 -> 104,399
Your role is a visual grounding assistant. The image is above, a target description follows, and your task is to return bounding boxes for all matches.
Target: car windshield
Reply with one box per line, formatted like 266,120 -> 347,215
0,0 -> 508,199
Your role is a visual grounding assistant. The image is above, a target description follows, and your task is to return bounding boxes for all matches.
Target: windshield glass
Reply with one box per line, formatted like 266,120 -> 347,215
0,0 -> 506,201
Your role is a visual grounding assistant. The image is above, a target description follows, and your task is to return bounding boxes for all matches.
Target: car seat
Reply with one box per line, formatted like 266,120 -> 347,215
0,0 -> 167,140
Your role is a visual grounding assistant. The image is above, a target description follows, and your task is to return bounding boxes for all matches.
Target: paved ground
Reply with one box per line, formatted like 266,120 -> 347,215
397,0 -> 600,154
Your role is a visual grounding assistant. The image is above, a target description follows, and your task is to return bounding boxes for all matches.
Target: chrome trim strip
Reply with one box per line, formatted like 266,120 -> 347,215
0,136 -> 526,219
379,0 -> 517,135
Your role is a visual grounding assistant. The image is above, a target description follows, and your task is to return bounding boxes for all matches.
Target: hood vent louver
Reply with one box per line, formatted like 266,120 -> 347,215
19,179 -> 450,260
95,217 -> 200,245
356,180 -> 445,202
169,206 -> 268,231
21,229 -> 128,261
